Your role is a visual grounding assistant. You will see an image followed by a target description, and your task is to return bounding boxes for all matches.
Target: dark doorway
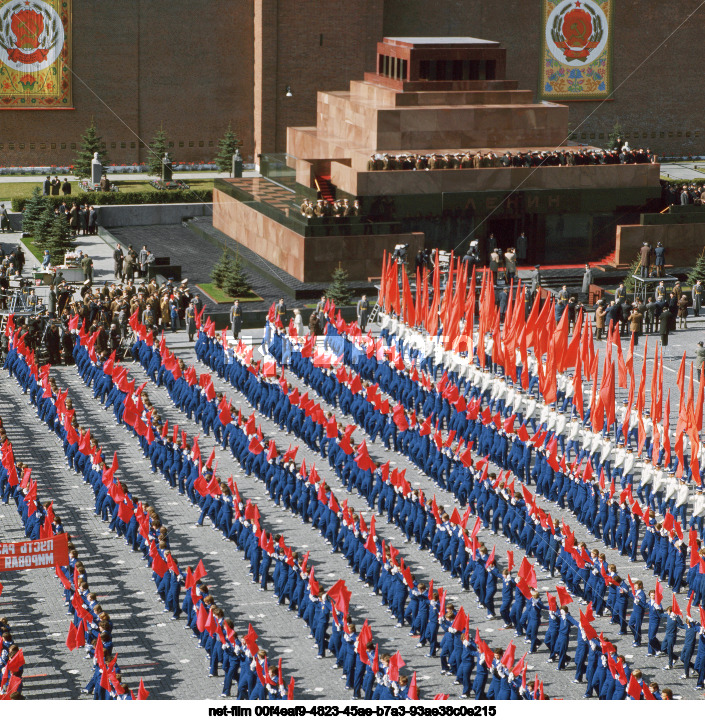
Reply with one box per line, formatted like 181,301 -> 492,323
486,218 -> 518,252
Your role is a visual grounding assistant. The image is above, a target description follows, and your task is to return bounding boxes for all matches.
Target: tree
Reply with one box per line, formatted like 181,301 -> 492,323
33,207 -> 55,247
211,249 -> 234,288
73,120 -> 109,179
687,247 -> 705,286
624,253 -> 642,294
22,187 -> 49,236
215,124 -> 241,174
147,126 -> 170,178
608,121 -> 624,151
224,253 -> 252,298
326,264 -> 352,306
44,213 -> 74,264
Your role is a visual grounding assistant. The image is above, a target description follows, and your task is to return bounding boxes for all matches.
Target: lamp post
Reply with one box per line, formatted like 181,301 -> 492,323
281,86 -> 293,153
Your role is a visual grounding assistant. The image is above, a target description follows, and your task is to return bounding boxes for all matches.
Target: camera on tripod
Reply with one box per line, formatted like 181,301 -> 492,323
466,239 -> 481,264
392,244 -> 409,263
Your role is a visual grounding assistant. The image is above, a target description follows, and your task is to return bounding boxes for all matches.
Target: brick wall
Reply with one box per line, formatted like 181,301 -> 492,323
1,0 -> 255,166
255,0 -> 383,157
3,0 -> 701,169
382,0 -> 705,157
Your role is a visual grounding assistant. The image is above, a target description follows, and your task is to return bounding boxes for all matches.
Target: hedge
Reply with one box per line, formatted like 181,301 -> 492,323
11,188 -> 213,212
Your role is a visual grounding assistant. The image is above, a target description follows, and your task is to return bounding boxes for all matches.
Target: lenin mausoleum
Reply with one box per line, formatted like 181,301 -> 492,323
212,36 -> 663,282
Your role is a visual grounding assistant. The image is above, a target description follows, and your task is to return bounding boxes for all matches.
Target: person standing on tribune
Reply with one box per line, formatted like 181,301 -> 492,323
230,300 -> 242,340
357,294 -> 369,332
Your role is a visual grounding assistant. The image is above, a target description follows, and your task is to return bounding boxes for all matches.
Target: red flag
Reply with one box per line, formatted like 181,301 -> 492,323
627,674 -> 642,700
243,624 -> 259,655
451,606 -> 468,631
408,671 -> 419,700
500,641 -> 515,668
654,580 -> 663,606
66,622 -> 77,651
194,559 -> 207,582
512,652 -> 527,677
136,678 -> 150,700
484,545 -> 496,569
387,651 -> 405,682
5,648 -> 24,674
556,586 -> 572,606
308,567 -> 319,597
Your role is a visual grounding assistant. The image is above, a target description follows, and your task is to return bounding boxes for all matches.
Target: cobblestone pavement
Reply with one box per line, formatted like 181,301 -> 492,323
168,326 -> 705,700
0,372 -> 221,699
106,225 -> 293,314
50,364 -> 455,700
3,311 -> 705,699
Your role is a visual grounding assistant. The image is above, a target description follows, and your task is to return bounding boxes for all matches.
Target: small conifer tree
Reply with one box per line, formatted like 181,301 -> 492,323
215,124 -> 242,174
608,121 -> 624,151
33,207 -> 56,247
224,253 -> 252,298
147,126 -> 170,178
624,253 -> 642,294
687,247 -> 705,286
22,187 -> 49,236
44,214 -> 74,264
327,264 -> 352,305
73,120 -> 109,179
211,250 -> 234,288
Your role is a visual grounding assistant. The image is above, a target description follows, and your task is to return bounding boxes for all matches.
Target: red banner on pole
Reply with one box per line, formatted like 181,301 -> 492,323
0,533 -> 69,572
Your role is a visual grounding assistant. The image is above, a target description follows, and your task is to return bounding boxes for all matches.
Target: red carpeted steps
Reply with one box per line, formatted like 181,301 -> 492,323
315,174 -> 336,204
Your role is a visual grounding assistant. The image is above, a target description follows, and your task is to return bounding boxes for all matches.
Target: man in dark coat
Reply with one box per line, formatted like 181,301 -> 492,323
498,288 -> 509,322
606,300 -> 621,336
113,245 -> 124,280
654,242 -> 665,278
530,265 -> 542,296
660,307 -> 672,347
645,296 -> 660,334
88,206 -> 98,235
667,293 -> 678,331
230,300 -> 242,339
639,243 -> 651,278
356,294 -> 369,332
581,264 -> 593,295
12,245 -> 24,275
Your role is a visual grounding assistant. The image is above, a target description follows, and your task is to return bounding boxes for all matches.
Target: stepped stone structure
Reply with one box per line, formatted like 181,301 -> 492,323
213,37 -> 662,282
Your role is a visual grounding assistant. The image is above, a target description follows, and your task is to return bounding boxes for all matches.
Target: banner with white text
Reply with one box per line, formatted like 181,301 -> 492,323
0,533 -> 69,571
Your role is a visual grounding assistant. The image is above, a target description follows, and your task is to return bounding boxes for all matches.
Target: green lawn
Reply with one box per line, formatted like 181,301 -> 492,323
196,283 -> 262,304
0,182 -> 44,202
114,179 -> 214,194
0,178 -> 214,203
20,235 -> 44,262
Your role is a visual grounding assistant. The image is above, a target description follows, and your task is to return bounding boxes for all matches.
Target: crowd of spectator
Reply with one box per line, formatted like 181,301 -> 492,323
366,146 -> 655,171
666,183 -> 705,206
299,198 -> 361,218
51,202 -> 98,237
4,276 -> 199,366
